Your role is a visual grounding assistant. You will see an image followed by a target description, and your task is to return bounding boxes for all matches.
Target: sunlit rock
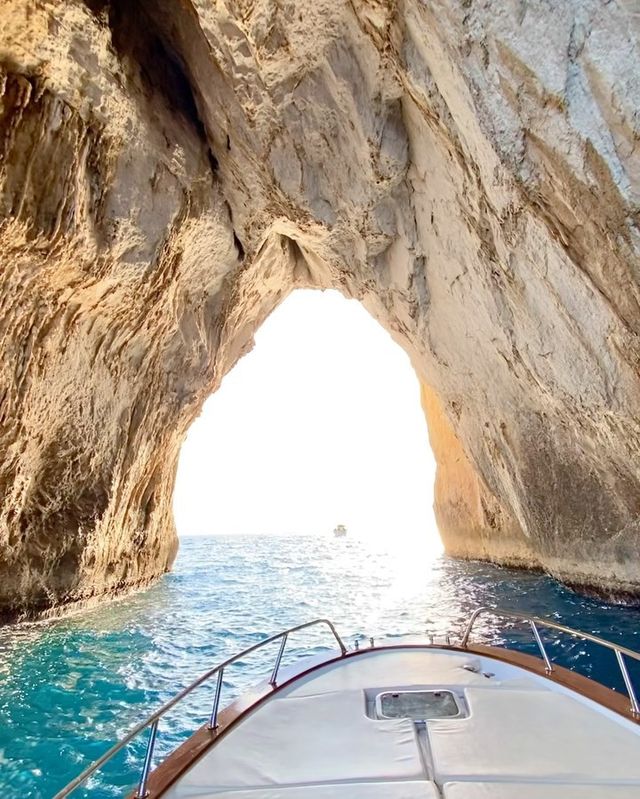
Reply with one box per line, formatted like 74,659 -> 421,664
421,383 -> 537,571
1,0 -> 639,619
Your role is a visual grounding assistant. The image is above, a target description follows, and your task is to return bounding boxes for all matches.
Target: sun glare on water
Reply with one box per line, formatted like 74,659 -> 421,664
174,289 -> 441,552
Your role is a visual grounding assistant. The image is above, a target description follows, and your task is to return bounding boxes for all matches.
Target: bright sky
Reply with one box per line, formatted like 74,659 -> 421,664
173,289 -> 440,547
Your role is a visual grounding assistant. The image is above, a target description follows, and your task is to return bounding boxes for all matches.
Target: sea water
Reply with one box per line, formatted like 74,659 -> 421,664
0,534 -> 639,799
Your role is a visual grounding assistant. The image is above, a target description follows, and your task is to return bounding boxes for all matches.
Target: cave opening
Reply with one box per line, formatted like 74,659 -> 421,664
173,288 -> 441,550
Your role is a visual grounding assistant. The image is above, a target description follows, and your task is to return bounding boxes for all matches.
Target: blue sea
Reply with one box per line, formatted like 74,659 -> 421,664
1,534 -> 639,799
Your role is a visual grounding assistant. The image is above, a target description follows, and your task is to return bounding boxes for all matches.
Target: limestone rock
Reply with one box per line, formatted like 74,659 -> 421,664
0,0 -> 639,619
421,383 -> 537,570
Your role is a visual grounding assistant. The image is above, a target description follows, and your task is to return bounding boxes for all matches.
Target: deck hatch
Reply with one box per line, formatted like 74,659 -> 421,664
376,690 -> 462,721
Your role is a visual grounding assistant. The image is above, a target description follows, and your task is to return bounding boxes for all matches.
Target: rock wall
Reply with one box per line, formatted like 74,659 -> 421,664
1,0 -> 639,619
421,382 -> 538,570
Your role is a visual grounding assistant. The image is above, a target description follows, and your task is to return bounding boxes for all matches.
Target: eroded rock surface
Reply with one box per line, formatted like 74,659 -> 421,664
1,0 -> 639,618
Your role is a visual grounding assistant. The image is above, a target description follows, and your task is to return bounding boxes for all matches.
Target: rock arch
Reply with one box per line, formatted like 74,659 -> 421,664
1,0 -> 639,619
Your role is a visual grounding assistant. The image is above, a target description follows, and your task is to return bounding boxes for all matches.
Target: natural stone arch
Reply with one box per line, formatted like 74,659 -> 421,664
1,0 -> 639,620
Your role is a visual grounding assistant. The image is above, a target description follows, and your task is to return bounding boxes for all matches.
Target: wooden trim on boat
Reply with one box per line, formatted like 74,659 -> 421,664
134,643 -> 639,798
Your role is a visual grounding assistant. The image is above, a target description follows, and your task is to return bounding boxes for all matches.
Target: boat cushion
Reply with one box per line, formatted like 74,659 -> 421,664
443,784 -> 640,798
169,782 -> 438,798
280,650 -> 505,698
166,689 -> 426,795
429,688 -> 640,783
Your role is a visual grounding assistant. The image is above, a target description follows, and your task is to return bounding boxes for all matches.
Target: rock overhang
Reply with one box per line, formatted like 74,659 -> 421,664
0,0 -> 639,620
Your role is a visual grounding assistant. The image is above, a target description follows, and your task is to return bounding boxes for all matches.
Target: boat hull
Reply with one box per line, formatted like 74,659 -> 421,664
137,642 -> 640,798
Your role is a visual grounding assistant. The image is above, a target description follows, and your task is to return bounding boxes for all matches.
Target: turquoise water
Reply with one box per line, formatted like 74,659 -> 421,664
1,534 -> 639,799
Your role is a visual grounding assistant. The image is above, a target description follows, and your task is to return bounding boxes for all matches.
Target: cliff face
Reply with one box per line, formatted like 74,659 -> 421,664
421,383 -> 538,571
1,0 -> 639,619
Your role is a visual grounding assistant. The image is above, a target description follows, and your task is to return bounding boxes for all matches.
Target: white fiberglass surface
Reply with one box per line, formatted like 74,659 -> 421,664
277,648 -> 531,698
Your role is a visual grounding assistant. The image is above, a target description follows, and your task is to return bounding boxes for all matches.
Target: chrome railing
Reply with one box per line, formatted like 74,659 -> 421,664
460,607 -> 640,717
54,618 -> 346,799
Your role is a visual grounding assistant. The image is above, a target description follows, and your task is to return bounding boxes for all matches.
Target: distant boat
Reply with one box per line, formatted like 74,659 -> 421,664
333,524 -> 347,537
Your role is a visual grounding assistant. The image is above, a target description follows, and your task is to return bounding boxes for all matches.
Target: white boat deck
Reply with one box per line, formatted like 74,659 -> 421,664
163,647 -> 640,799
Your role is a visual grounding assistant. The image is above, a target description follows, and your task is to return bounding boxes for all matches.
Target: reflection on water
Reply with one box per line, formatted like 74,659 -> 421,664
1,534 -> 639,798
